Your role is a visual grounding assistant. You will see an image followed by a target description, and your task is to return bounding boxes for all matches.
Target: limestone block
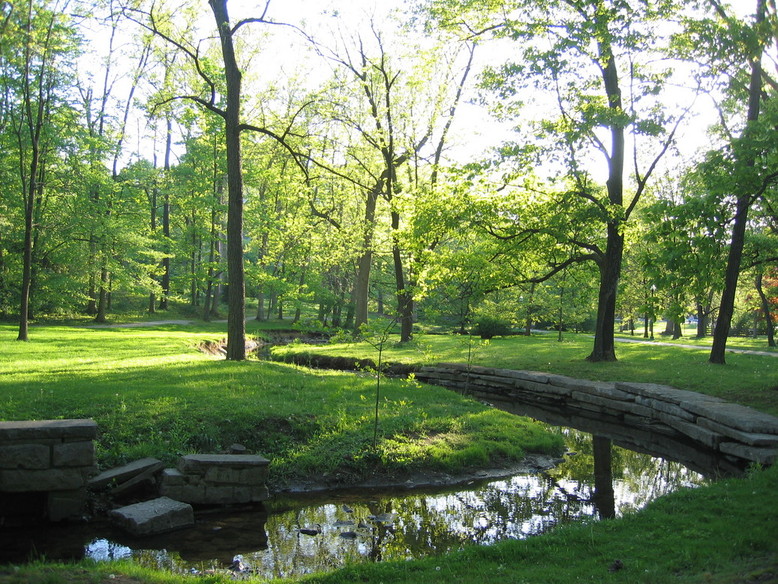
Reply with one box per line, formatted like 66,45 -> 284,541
53,441 -> 94,468
204,466 -> 241,484
0,443 -> 50,470
565,378 -> 624,397
697,417 -> 778,447
110,497 -> 194,536
178,454 -> 270,474
469,375 -> 515,389
719,442 -> 778,465
467,365 -> 496,376
238,467 -> 269,485
250,485 -> 270,502
613,382 -> 697,404
233,484 -> 270,503
202,485 -> 236,504
161,468 -> 185,486
89,457 -> 164,490
0,467 -> 85,492
656,413 -> 722,449
634,397 -> 696,422
689,403 -> 778,435
0,419 -> 98,441
498,370 -> 551,384
572,393 -> 652,418
514,379 -> 572,397
47,489 -> 87,522
170,483 -> 208,504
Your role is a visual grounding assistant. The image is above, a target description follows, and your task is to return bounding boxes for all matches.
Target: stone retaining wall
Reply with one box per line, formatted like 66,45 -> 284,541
160,454 -> 270,505
415,363 -> 778,470
0,419 -> 98,522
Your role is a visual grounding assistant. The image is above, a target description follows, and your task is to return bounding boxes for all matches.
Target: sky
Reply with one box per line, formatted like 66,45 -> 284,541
82,0 -> 768,179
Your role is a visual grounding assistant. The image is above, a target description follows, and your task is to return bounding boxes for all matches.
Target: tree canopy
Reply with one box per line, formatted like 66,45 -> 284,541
1,0 -> 775,361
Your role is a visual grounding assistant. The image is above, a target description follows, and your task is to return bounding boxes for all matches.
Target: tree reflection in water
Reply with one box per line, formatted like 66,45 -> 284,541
78,430 -> 707,579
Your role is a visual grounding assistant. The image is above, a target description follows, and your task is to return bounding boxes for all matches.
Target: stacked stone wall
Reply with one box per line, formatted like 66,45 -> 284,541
160,454 -> 270,505
416,364 -> 778,469
0,419 -> 98,521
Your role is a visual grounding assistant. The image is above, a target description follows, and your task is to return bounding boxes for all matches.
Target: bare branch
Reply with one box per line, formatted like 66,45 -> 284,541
120,4 -> 218,108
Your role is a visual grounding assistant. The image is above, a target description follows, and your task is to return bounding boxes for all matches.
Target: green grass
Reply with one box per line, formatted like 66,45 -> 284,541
1,320 -> 776,584
0,324 -> 563,488
272,332 -> 778,416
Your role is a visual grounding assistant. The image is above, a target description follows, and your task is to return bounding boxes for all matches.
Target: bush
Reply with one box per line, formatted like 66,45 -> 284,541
472,315 -> 512,339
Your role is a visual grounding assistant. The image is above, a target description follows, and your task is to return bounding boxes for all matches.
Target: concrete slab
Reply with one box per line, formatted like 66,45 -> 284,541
89,457 -> 164,490
692,403 -> 778,435
0,419 -> 98,441
178,454 -> 269,472
110,496 -> 194,536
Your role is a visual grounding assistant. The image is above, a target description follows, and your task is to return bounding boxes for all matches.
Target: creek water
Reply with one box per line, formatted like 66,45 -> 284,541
1,429 -> 708,580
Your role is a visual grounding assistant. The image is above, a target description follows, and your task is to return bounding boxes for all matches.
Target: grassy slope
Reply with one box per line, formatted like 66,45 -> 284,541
272,332 -> 778,416
0,324 -> 562,488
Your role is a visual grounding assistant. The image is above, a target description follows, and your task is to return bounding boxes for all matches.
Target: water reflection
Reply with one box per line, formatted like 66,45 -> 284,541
70,431 -> 705,579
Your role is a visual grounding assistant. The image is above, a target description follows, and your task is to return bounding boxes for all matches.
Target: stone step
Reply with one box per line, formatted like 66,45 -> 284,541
89,457 -> 165,490
110,496 -> 194,536
178,454 -> 270,472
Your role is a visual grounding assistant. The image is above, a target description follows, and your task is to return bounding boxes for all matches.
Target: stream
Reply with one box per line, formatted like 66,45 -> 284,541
1,429 -> 707,579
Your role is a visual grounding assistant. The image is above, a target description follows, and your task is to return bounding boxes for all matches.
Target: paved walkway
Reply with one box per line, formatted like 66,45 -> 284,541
612,335 -> 778,357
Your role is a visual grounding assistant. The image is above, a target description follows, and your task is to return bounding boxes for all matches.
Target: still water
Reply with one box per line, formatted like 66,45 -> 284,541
74,430 -> 705,580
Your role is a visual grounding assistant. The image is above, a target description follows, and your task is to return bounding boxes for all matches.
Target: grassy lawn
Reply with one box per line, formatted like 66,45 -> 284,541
1,319 -> 776,584
272,331 -> 778,416
0,323 -> 563,488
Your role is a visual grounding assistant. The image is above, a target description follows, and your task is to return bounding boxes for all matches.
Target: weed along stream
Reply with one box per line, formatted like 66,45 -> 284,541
1,429 -> 708,580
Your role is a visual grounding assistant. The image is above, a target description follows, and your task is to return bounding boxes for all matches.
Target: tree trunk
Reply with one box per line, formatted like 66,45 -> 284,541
588,226 -> 623,361
390,209 -> 413,342
696,302 -> 707,338
587,39 -> 624,362
353,183 -> 380,333
159,116 -> 172,310
17,163 -> 36,341
210,0 -> 245,360
95,267 -> 109,323
710,0 -> 765,364
756,272 -> 776,347
148,185 -> 158,314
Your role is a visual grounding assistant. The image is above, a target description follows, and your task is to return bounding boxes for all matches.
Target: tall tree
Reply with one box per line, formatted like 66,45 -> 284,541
8,0 -> 78,339
125,0 -> 308,359
425,0 -> 690,360
703,0 -> 775,363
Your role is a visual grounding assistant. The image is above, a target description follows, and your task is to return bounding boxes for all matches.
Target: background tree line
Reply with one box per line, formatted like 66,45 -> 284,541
1,0 -> 775,363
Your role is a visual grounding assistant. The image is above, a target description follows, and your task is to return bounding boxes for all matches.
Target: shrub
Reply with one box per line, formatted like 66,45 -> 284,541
472,315 -> 512,339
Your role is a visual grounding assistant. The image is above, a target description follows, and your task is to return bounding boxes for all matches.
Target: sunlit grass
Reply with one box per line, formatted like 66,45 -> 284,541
1,321 -> 776,584
0,324 -> 563,487
272,331 -> 778,416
